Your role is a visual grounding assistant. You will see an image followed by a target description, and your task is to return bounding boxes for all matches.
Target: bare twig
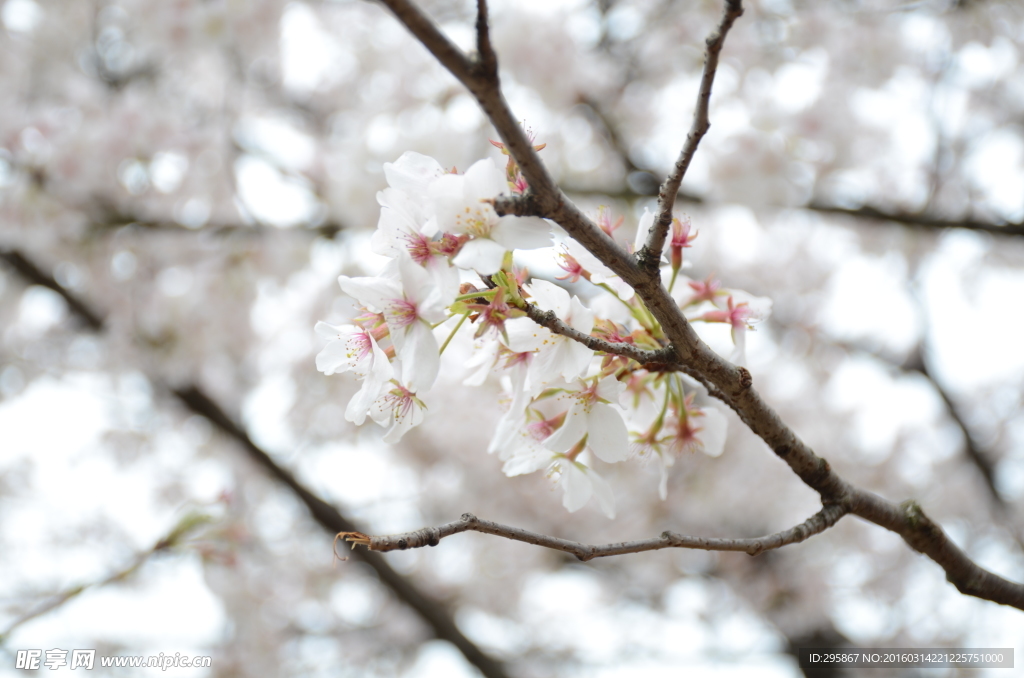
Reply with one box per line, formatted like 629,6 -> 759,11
341,504 -> 849,561
807,203 -> 1024,238
640,0 -> 744,272
520,301 -> 673,365
474,0 -> 497,78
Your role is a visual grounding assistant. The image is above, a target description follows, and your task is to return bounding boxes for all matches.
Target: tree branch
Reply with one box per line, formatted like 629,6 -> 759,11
807,203 -> 1024,238
0,248 -> 511,678
340,504 -> 848,561
474,0 -> 497,78
640,0 -> 744,272
372,0 -> 1024,610
0,249 -> 105,331
520,299 -> 673,365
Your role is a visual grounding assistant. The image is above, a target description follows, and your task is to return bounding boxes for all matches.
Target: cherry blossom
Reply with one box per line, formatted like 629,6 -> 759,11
369,381 -> 427,443
543,376 -> 630,464
503,279 -> 595,384
337,256 -> 448,391
313,321 -> 393,425
430,158 -> 550,273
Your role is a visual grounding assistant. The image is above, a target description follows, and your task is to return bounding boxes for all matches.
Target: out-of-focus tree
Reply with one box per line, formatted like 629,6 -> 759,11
1,0 -> 1023,677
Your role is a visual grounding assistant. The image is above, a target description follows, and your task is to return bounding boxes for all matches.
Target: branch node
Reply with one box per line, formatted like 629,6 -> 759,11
737,367 -> 752,391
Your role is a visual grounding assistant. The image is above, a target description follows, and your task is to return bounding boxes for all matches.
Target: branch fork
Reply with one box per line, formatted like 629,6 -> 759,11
370,0 -> 1024,609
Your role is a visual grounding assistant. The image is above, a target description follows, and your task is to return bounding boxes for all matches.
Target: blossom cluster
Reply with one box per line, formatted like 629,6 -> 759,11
315,149 -> 770,518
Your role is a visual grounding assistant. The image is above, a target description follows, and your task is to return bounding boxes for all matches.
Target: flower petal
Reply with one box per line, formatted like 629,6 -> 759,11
543,401 -> 588,453
586,467 -> 616,519
586,402 -> 630,463
560,460 -> 592,513
697,407 -> 728,457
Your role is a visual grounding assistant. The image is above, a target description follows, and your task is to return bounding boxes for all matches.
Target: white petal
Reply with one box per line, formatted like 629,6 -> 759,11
543,401 -> 588,453
502,445 -> 553,476
533,338 -> 592,382
729,326 -> 747,366
452,237 -> 507,274
463,158 -> 506,199
560,461 -> 593,513
384,151 -> 445,196
657,452 -> 670,500
314,321 -> 345,340
524,279 -> 570,317
345,378 -> 387,425
586,402 -> 630,463
566,295 -> 595,334
399,321 -> 440,392
633,207 -> 655,252
503,317 -> 551,353
398,255 -> 449,321
697,407 -> 728,457
429,172 -> 468,230
338,275 -> 402,313
586,467 -> 616,519
492,215 -> 551,250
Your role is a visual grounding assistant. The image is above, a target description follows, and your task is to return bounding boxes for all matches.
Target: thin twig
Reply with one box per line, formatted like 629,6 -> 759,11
807,203 -> 1024,238
474,0 -> 497,77
640,0 -> 744,272
520,301 -> 673,365
341,504 -> 849,561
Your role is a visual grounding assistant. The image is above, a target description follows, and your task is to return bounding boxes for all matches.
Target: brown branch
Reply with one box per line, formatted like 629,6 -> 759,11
0,248 -> 511,678
807,203 -> 1024,238
520,300 -> 673,365
342,504 -> 848,561
374,0 -> 1024,610
474,0 -> 497,78
0,249 -> 105,331
640,0 -> 744,272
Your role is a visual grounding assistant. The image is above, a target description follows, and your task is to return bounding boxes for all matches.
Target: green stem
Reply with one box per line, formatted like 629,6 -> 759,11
438,313 -> 470,355
667,266 -> 680,294
454,289 -> 497,302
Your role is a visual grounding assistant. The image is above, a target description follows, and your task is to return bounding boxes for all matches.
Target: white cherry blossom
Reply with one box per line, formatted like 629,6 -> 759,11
504,279 -> 595,384
314,321 -> 393,425
337,257 -> 448,391
430,158 -> 549,273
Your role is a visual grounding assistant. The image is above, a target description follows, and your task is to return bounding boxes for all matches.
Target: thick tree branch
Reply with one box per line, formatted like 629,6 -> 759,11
374,0 -> 1024,610
0,249 -> 105,331
640,0 -> 744,272
341,504 -> 849,561
0,249 -> 511,678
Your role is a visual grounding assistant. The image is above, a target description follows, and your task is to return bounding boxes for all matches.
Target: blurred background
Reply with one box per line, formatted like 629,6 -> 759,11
1,0 -> 1023,675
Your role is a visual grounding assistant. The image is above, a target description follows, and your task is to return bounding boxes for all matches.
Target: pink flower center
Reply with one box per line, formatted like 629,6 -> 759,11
387,298 -> 420,328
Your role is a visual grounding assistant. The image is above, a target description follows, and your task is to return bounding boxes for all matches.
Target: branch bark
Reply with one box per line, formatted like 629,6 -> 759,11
341,504 -> 848,561
374,0 -> 1024,610
807,203 -> 1024,238
640,0 -> 744,272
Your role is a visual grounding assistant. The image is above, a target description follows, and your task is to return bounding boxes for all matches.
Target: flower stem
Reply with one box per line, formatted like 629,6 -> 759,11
454,289 -> 497,302
438,312 -> 470,355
